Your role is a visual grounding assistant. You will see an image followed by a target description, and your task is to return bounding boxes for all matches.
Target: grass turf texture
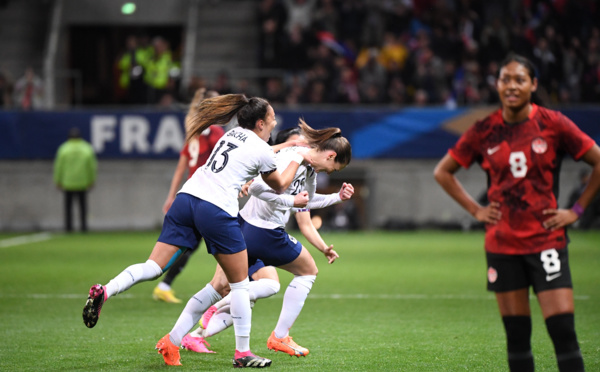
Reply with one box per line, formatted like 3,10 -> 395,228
0,230 -> 598,371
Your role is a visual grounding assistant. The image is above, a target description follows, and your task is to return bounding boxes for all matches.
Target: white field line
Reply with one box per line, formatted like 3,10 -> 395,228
0,232 -> 54,248
0,293 -> 590,300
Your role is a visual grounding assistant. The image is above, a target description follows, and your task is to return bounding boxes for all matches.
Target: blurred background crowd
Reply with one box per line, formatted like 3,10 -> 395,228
251,0 -> 600,106
2,0 -> 599,110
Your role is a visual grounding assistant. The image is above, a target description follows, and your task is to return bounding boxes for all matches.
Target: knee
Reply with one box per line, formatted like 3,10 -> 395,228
260,278 -> 281,296
209,278 -> 230,297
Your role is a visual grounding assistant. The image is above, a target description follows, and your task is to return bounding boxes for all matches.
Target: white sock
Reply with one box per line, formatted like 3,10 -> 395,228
230,278 -> 251,352
205,305 -> 233,337
249,279 -> 280,301
273,275 -> 316,339
169,284 -> 221,346
189,326 -> 205,338
104,260 -> 162,299
157,282 -> 171,291
214,278 -> 280,309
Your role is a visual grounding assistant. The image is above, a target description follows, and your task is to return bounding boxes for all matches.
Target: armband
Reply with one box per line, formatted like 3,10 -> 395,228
572,202 -> 584,218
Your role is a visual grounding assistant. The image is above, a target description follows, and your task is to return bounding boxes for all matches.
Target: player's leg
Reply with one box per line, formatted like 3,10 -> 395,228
65,190 -> 73,232
159,201 -> 270,367
82,242 -> 180,328
532,248 -> 584,372
216,251 -> 271,368
192,265 -> 279,342
78,191 -> 88,232
268,247 -> 316,357
84,193 -> 201,329
153,247 -> 195,303
487,252 -> 534,372
538,289 -> 583,372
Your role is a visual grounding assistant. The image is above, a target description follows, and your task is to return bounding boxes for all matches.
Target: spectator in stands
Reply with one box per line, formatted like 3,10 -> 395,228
0,72 -> 12,108
117,35 -> 151,104
252,0 -> 600,106
144,36 -> 175,104
13,67 -> 43,110
53,127 -> 97,232
282,0 -> 316,34
257,0 -> 288,69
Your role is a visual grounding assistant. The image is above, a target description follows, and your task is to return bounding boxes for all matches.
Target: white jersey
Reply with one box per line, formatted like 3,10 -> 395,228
240,146 -> 317,229
179,127 -> 277,216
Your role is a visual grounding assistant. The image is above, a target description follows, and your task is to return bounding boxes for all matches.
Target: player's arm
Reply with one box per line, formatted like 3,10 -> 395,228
247,181 -> 308,207
163,155 -> 188,214
542,144 -> 600,230
295,211 -> 339,264
307,183 -> 354,209
434,153 -> 501,224
261,151 -> 308,193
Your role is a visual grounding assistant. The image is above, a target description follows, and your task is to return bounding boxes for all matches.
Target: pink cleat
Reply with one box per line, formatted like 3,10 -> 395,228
82,284 -> 107,328
181,334 -> 215,353
199,305 -> 218,329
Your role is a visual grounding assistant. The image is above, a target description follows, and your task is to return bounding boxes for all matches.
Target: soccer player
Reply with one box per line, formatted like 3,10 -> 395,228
181,125 -> 354,356
153,88 -> 224,304
159,119 -> 353,360
434,53 -> 600,372
83,94 -> 310,368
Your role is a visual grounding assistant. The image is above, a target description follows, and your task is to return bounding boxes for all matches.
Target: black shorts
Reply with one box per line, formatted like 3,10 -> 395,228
485,247 -> 572,293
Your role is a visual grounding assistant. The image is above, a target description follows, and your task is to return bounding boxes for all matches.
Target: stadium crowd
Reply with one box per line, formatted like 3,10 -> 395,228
254,0 -> 600,106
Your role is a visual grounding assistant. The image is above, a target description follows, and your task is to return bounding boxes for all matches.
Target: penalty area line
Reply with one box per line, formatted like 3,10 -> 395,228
0,232 -> 54,249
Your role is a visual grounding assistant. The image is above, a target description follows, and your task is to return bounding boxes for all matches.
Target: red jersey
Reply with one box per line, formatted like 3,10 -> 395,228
449,104 -> 595,255
181,125 -> 225,178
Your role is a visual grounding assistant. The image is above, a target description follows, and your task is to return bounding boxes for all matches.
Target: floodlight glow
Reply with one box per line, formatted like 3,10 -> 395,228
121,3 -> 136,15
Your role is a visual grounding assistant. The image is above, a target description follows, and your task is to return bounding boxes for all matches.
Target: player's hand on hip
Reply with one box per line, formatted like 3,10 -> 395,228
294,191 -> 309,207
474,201 -> 502,224
542,208 -> 578,231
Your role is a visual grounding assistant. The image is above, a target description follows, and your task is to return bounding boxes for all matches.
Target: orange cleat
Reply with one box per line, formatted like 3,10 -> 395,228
266,331 -> 309,357
155,334 -> 182,366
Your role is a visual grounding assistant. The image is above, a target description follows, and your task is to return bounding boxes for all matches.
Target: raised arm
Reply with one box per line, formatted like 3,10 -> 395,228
260,151 -> 308,193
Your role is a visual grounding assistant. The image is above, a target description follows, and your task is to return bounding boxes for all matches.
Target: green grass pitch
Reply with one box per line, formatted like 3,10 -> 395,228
0,230 -> 598,371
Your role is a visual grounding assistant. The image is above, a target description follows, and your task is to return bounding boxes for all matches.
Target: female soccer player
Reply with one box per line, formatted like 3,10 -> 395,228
153,88 -> 223,304
434,53 -> 600,372
159,119 -> 353,360
82,94 -> 309,368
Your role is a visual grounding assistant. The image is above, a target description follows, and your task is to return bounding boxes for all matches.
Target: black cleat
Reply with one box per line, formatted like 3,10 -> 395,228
233,353 -> 272,368
82,284 -> 106,328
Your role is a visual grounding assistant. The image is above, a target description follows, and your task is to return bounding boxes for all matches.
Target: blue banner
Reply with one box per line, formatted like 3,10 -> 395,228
1,107 -> 599,160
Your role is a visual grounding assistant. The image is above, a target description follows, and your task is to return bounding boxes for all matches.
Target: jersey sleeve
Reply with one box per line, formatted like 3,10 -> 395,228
248,179 -> 295,207
448,123 -> 481,168
257,145 -> 278,174
307,192 -> 342,209
556,113 -> 595,160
